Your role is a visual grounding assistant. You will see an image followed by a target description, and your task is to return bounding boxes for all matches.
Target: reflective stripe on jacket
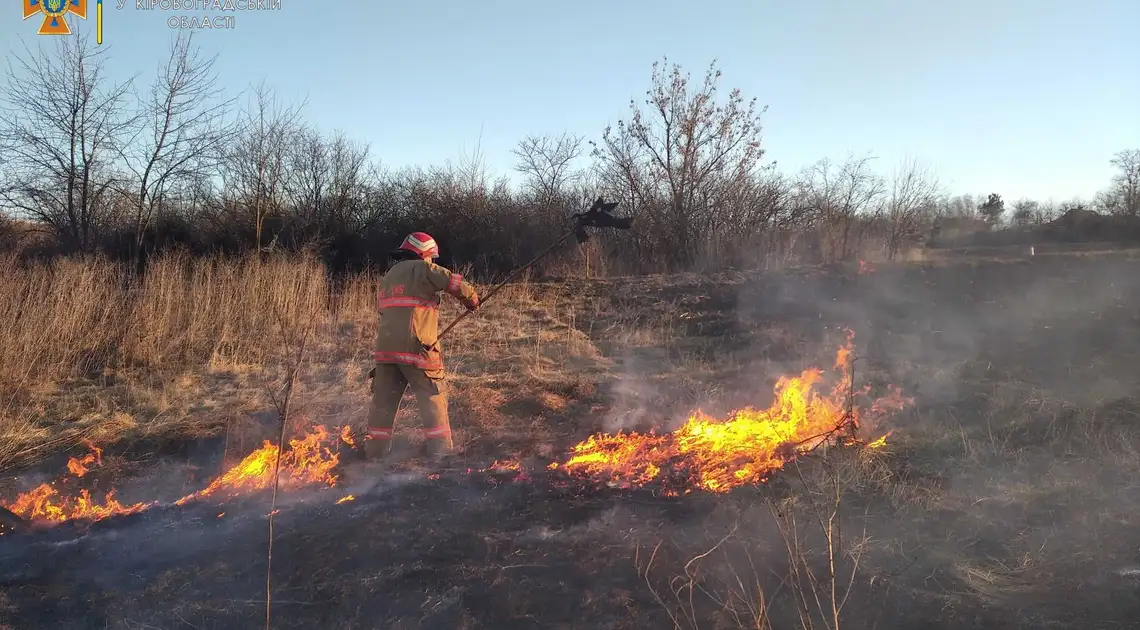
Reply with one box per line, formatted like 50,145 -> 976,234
373,259 -> 479,370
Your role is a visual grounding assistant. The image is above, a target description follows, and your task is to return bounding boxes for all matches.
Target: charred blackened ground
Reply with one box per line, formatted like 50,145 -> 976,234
545,250 -> 1140,628
3,250 -> 1140,629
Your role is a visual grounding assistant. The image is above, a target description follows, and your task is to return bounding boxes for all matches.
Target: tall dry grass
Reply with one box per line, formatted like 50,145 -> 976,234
0,252 -> 377,469
0,252 -> 372,392
0,250 -> 609,471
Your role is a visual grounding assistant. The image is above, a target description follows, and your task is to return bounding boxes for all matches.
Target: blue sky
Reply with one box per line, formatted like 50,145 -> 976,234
3,0 -> 1137,202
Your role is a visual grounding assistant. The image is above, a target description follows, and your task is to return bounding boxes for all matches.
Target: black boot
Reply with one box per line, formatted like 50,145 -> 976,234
421,439 -> 455,465
363,438 -> 392,461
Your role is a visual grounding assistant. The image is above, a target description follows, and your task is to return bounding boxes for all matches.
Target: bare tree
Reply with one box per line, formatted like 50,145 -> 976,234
511,132 -> 593,272
323,132 -> 370,229
1105,149 -> 1140,216
120,32 -> 235,268
798,155 -> 885,262
939,194 -> 979,219
221,82 -> 305,254
512,132 -> 585,203
284,128 -> 370,242
690,168 -> 792,268
285,127 -> 328,231
593,58 -> 767,267
882,157 -> 940,260
435,132 -> 496,199
591,124 -> 657,269
0,34 -> 135,252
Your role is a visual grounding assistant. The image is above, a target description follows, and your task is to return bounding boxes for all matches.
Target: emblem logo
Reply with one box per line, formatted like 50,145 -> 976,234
22,0 -> 88,35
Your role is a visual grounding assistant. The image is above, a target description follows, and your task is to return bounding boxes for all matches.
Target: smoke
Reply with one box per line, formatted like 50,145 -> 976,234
735,258 -> 1140,409
599,348 -> 665,434
598,310 -> 731,435
5,255 -> 1140,628
591,254 -> 1140,627
338,468 -> 423,497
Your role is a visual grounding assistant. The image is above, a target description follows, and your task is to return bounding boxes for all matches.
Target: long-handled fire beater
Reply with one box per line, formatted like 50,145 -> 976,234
433,196 -> 631,347
368,197 -> 632,380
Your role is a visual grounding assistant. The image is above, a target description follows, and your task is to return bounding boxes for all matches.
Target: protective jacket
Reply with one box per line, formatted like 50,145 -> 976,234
373,259 -> 479,370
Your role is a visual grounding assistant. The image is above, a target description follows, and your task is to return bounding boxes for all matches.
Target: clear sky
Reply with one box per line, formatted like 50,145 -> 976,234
3,0 -> 1137,202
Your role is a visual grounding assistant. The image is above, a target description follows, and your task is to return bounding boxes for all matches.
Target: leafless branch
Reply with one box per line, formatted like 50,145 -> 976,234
0,34 -> 135,252
512,132 -> 585,203
882,156 -> 940,260
118,32 -> 237,267
219,82 -> 307,255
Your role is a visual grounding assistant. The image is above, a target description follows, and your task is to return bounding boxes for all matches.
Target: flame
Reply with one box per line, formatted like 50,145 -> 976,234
66,440 -> 102,477
484,459 -> 522,474
865,431 -> 892,449
174,425 -> 339,505
5,484 -> 152,522
339,425 -> 356,448
1,336 -> 912,524
3,426 -> 342,524
1,441 -> 154,522
477,458 -> 528,483
858,260 -> 875,275
549,336 -> 909,494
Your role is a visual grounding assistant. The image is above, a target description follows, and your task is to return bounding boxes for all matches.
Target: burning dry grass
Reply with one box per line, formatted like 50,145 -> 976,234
2,324 -> 906,529
0,251 -> 620,528
2,439 -> 151,522
2,425 -> 344,524
519,256 -> 1140,628
551,335 -> 908,494
2,250 -> 1138,628
173,425 -> 341,505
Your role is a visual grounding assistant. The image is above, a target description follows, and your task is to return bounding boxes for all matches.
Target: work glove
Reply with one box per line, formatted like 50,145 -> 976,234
465,295 -> 480,312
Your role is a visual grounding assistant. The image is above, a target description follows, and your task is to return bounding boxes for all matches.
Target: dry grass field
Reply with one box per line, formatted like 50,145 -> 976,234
2,249 -> 1140,629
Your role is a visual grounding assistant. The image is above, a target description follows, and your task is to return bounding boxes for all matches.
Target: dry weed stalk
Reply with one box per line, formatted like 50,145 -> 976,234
769,457 -> 868,630
638,457 -> 868,630
638,524 -> 775,630
260,255 -> 326,630
638,346 -> 870,630
263,328 -> 310,630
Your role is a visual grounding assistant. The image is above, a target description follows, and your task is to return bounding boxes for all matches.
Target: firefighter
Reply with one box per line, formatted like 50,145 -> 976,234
365,232 -> 479,463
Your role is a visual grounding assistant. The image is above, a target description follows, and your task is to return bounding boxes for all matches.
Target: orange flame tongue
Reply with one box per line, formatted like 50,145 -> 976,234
6,484 -> 151,522
3,441 -> 152,522
3,426 -> 343,523
339,425 -> 356,448
551,339 -> 907,494
175,425 -> 340,505
66,441 -> 102,477
552,370 -> 845,492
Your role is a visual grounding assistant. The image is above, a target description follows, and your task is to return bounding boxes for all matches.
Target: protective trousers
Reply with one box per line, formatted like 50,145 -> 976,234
366,363 -> 452,458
